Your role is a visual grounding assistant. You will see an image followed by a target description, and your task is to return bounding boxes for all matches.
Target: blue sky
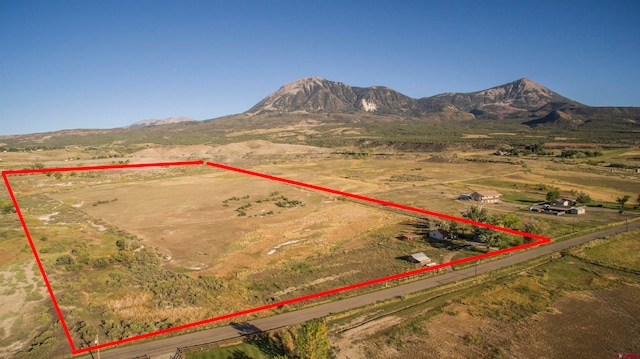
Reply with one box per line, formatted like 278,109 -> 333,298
1,0 -> 639,135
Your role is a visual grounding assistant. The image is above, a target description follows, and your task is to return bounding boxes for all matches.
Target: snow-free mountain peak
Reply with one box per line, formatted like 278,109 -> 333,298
247,77 -> 581,120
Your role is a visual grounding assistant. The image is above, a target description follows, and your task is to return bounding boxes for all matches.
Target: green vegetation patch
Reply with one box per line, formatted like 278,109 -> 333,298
500,192 -> 544,204
462,276 -> 554,321
186,342 -> 271,359
581,229 -> 640,270
386,174 -> 430,182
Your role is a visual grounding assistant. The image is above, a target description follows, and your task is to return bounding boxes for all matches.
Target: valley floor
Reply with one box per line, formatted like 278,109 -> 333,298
1,141 -> 639,357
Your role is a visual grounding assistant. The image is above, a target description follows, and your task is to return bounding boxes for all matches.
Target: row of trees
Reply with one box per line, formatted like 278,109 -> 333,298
461,206 -> 548,251
243,318 -> 330,359
616,194 -> 640,212
545,187 -> 592,203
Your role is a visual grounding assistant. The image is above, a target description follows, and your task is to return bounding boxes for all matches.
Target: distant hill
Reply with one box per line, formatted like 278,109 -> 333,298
127,116 -> 196,128
418,78 -> 581,120
523,106 -> 640,129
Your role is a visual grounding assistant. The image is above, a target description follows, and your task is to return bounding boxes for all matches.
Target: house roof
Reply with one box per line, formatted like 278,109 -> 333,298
410,252 -> 431,263
550,199 -> 574,206
546,206 -> 570,212
473,190 -> 501,197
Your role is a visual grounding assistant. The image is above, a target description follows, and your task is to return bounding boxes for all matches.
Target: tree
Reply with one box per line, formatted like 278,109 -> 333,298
479,229 -> 500,252
484,213 -> 522,251
521,218 -> 549,242
494,213 -> 521,230
449,220 -> 459,237
576,191 -> 592,204
462,206 -> 489,240
436,220 -> 451,231
546,187 -> 561,202
295,319 -> 330,359
462,206 -> 488,222
617,195 -> 631,211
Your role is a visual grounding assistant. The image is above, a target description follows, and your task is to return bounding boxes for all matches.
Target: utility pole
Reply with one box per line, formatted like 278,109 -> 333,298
95,334 -> 100,359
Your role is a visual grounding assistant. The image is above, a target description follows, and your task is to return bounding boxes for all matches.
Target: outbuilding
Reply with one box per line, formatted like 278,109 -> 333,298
408,252 -> 432,265
429,229 -> 452,241
569,206 -> 586,215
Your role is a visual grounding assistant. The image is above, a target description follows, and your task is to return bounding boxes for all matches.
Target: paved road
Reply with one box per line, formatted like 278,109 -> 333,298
81,221 -> 640,359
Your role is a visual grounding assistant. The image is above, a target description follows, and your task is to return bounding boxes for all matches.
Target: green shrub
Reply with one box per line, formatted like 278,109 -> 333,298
55,254 -> 75,266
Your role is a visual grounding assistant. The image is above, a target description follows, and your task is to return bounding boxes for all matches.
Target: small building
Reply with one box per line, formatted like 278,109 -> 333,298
569,206 -> 586,215
543,205 -> 570,215
550,199 -> 576,207
458,194 -> 472,200
534,198 -> 586,216
401,233 -> 421,241
429,229 -> 452,241
408,252 -> 432,265
471,190 -> 501,203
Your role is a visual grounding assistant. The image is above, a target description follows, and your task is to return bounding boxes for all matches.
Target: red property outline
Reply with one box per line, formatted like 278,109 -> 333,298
2,160 -> 551,355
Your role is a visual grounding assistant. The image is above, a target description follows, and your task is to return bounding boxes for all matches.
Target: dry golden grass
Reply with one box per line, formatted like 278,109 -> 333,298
2,143 -> 639,358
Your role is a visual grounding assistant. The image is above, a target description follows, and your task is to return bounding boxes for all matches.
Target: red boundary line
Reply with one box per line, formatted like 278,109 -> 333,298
1,160 -> 551,355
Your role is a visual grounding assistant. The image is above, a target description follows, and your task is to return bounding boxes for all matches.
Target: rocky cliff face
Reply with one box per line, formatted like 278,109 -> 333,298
247,77 -> 421,116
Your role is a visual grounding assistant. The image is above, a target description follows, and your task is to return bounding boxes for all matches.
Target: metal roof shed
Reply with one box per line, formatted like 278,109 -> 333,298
409,252 -> 432,265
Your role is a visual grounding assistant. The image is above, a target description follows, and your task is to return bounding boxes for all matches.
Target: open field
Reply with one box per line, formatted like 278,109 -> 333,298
1,140 -> 640,357
332,229 -> 640,359
196,228 -> 640,359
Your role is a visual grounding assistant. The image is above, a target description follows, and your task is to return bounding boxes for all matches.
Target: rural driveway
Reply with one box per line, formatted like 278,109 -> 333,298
80,220 -> 640,359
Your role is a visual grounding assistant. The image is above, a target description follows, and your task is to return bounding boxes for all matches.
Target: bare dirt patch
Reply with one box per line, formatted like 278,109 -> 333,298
512,285 -> 640,358
333,316 -> 404,359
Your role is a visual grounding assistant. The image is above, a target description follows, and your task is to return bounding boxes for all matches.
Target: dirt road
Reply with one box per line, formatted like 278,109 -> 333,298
80,220 -> 640,359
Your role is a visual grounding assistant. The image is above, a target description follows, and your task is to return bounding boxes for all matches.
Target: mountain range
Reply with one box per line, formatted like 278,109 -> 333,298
1,77 -> 638,149
246,77 -> 639,128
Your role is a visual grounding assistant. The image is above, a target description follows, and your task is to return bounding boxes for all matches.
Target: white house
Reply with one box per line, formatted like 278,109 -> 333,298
429,229 -> 452,241
471,190 -> 501,203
